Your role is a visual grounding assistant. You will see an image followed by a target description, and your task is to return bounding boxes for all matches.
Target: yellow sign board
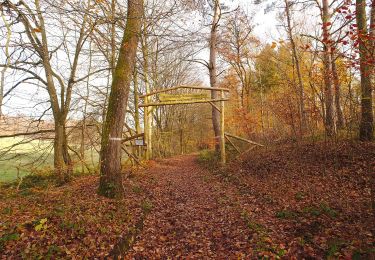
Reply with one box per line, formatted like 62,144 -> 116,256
159,93 -> 209,102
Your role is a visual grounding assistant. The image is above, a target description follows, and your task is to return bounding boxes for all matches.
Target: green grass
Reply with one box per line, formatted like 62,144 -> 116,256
197,149 -> 220,168
0,137 -> 99,183
0,137 -> 53,183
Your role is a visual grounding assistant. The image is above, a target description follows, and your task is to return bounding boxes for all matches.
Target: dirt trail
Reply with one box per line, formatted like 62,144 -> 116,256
126,155 -> 252,258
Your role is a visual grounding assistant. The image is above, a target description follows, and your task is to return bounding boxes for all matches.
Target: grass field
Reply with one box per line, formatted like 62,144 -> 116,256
0,137 -> 99,183
0,137 -> 53,183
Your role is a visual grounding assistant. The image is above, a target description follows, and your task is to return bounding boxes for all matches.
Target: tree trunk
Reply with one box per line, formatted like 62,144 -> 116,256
356,0 -> 374,141
209,0 -> 221,152
0,11 -> 11,120
141,30 -> 153,160
133,71 -> 141,157
331,56 -> 345,129
322,0 -> 335,136
98,0 -> 143,198
54,119 -> 72,184
284,0 -> 306,136
35,0 -> 72,183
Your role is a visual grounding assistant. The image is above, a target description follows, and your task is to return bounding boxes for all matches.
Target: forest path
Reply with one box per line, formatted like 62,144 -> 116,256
126,155 -> 252,258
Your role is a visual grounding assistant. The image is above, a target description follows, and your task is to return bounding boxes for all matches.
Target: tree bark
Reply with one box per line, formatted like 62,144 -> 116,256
0,12 -> 11,120
356,0 -> 374,141
284,0 -> 306,136
98,0 -> 143,198
141,27 -> 153,160
209,0 -> 221,152
35,0 -> 73,183
322,0 -> 335,136
331,55 -> 345,129
133,70 -> 142,157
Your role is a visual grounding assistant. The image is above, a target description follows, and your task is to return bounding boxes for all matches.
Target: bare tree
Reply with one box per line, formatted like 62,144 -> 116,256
2,0 -> 98,183
283,0 -> 306,135
0,10 -> 11,120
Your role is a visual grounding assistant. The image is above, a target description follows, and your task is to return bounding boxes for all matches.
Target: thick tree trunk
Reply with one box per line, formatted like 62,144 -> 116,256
54,120 -> 72,184
356,0 -> 374,141
98,0 -> 143,198
322,0 -> 335,136
209,0 -> 221,152
331,56 -> 345,129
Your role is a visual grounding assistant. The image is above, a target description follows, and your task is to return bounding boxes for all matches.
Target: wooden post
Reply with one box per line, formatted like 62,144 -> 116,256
220,90 -> 226,164
144,101 -> 152,160
147,106 -> 152,159
143,102 -> 148,160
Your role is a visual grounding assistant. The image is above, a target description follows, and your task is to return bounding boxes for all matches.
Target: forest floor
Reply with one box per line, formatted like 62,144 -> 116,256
0,141 -> 374,258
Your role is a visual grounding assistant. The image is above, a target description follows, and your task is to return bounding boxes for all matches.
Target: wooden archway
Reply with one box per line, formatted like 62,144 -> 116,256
139,85 -> 229,164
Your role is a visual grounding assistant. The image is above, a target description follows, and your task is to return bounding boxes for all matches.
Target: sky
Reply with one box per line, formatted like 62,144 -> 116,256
1,0 -> 280,118
230,0 -> 279,42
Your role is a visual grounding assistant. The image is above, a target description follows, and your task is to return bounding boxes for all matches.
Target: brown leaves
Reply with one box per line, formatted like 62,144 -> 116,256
229,140 -> 375,258
0,176 -> 146,258
1,142 -> 374,258
32,27 -> 42,33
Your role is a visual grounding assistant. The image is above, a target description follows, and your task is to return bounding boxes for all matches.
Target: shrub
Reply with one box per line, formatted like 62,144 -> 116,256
197,149 -> 220,167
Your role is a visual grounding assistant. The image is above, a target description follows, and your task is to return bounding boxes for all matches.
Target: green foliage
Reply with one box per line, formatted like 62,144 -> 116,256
51,205 -> 65,218
97,181 -> 117,198
303,206 -> 322,217
197,149 -> 220,166
0,232 -> 20,250
241,210 -> 266,234
319,203 -> 338,218
242,210 -> 286,259
275,209 -> 298,219
326,239 -> 346,259
19,174 -> 54,190
34,218 -> 48,232
1,171 -> 57,197
132,185 -> 143,194
294,191 -> 305,201
60,220 -> 86,235
254,45 -> 281,93
352,248 -> 375,260
274,202 -> 338,222
141,200 -> 153,214
201,175 -> 210,183
46,245 -> 62,259
1,207 -> 12,215
303,203 -> 338,218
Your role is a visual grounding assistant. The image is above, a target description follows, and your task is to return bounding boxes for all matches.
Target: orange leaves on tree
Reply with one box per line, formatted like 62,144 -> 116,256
32,27 -> 42,33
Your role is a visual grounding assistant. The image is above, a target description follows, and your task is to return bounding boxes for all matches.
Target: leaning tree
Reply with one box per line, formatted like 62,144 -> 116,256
98,0 -> 144,198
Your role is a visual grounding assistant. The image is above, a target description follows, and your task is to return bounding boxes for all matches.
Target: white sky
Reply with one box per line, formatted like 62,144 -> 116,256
1,0 -> 281,118
229,0 -> 279,42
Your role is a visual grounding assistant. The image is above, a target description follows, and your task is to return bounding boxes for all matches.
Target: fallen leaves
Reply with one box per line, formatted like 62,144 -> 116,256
0,175 -> 147,258
1,141 -> 374,258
